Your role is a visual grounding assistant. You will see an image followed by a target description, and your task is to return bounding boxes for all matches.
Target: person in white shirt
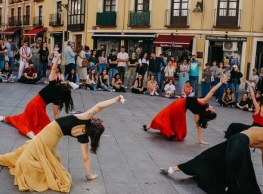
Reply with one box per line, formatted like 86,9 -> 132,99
164,79 -> 176,98
18,40 -> 32,79
117,46 -> 129,87
247,68 -> 259,92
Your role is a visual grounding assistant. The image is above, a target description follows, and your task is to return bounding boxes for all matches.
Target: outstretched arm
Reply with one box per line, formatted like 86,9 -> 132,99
199,76 -> 229,104
246,80 -> 260,111
49,51 -> 59,81
75,96 -> 125,120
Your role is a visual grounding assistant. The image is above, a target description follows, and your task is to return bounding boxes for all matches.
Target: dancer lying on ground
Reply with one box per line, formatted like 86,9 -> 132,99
224,80 -> 263,139
0,51 -> 74,138
160,126 -> 262,194
0,95 -> 125,193
143,76 -> 229,145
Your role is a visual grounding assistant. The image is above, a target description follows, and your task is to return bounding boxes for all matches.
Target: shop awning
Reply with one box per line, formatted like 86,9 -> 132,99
153,35 -> 193,48
23,27 -> 47,37
92,34 -> 156,40
0,27 -> 21,35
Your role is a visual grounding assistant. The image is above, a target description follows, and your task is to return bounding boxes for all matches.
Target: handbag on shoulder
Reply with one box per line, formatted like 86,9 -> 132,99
82,59 -> 89,67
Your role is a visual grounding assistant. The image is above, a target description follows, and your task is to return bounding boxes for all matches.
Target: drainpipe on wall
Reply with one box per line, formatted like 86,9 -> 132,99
247,0 -> 255,79
121,0 -> 128,46
84,0 -> 88,47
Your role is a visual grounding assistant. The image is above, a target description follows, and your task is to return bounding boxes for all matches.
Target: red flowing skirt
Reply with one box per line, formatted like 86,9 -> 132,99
150,98 -> 187,141
5,94 -> 51,136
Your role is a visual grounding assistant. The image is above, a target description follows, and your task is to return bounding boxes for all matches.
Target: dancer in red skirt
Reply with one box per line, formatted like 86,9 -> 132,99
143,76 -> 229,145
0,51 -> 74,138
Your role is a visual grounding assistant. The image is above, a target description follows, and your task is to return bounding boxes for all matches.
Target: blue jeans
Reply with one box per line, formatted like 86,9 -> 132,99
0,76 -> 16,81
201,82 -> 211,97
0,59 -> 4,70
8,57 -> 14,69
98,64 -> 107,75
151,71 -> 161,87
189,76 -> 199,96
65,63 -> 74,76
109,68 -> 116,85
230,81 -> 240,102
38,61 -> 48,78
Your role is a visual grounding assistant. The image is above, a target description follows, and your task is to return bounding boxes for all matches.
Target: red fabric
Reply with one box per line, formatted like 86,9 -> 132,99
23,27 -> 47,37
0,27 -> 21,35
252,109 -> 263,126
5,94 -> 51,136
23,67 -> 37,76
150,98 -> 187,140
183,86 -> 193,96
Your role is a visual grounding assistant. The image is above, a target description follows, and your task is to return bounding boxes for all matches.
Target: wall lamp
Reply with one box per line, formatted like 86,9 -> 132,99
192,0 -> 203,13
58,3 -> 68,13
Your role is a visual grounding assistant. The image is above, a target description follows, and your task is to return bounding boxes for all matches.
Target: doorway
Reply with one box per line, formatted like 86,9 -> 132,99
255,41 -> 263,71
208,46 -> 224,64
75,35 -> 82,48
53,33 -> 63,51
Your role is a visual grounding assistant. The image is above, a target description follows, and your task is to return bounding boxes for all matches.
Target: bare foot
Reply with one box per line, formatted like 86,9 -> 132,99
199,141 -> 210,145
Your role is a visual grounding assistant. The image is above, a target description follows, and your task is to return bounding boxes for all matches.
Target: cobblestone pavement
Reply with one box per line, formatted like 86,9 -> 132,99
0,83 -> 262,194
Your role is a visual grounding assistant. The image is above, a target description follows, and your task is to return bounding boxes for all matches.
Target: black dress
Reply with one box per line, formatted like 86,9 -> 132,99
178,133 -> 261,194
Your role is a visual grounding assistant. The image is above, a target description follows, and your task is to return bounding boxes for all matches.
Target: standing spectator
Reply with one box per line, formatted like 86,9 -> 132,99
164,79 -> 176,98
0,61 -> 16,82
189,54 -> 201,97
108,49 -> 118,85
95,44 -> 105,58
170,56 -> 177,68
210,61 -> 218,88
117,46 -> 129,86
215,62 -> 224,101
0,39 -> 7,70
137,52 -> 149,89
178,59 -> 190,92
224,65 -> 231,87
160,54 -> 167,90
132,74 -> 144,94
181,80 -> 195,98
76,45 -> 87,85
31,44 -> 40,70
149,52 -> 163,87
50,45 -> 62,67
164,59 -> 176,83
257,68 -> 263,94
112,73 -> 126,92
230,65 -> 243,102
201,63 -> 212,98
71,45 -> 77,71
36,37 -> 43,48
18,40 -> 32,79
85,46 -> 91,60
247,68 -> 259,93
19,61 -> 39,84
85,68 -> 98,90
38,42 -> 49,83
64,41 -> 75,76
88,50 -> 99,73
127,52 -> 138,88
98,51 -> 107,75
4,36 -> 16,69
147,74 -> 159,96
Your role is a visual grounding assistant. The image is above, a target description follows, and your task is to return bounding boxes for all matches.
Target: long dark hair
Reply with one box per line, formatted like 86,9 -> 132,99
89,68 -> 97,82
224,87 -> 233,95
197,104 -> 217,128
85,118 -> 105,154
57,83 -> 74,113
113,73 -> 121,80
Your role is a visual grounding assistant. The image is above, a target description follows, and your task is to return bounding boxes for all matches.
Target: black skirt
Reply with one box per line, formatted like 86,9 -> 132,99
225,123 -> 262,139
178,133 -> 261,194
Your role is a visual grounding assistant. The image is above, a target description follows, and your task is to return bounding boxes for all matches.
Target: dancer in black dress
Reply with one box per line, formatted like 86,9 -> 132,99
160,126 -> 263,194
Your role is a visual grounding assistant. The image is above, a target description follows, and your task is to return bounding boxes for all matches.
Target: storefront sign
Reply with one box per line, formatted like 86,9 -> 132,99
206,36 -> 247,42
157,43 -> 185,48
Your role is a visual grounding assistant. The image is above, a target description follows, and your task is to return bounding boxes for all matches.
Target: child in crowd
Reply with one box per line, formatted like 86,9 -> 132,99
164,79 -> 176,98
181,80 -> 194,98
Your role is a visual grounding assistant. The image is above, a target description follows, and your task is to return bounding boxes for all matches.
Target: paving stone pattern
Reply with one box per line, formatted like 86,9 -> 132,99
0,83 -> 262,194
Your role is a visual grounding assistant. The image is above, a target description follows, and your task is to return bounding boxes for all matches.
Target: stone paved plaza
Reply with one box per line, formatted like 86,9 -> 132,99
0,83 -> 262,194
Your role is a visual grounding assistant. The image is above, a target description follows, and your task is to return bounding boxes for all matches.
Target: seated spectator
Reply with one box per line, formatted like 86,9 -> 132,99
65,68 -> 80,90
99,69 -> 112,91
248,91 -> 261,112
85,68 -> 98,90
164,79 -> 176,98
0,61 -> 16,82
55,66 -> 64,83
147,74 -> 159,96
112,73 -> 126,92
218,87 -> 236,107
19,61 -> 40,84
236,93 -> 249,110
132,74 -> 145,94
181,80 -> 195,98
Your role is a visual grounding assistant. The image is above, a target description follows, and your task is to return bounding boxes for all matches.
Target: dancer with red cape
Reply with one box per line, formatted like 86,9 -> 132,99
143,76 -> 229,145
0,51 -> 74,138
160,126 -> 262,194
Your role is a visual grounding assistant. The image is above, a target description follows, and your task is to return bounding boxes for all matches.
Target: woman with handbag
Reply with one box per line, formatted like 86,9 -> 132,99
38,42 -> 49,83
178,59 -> 190,92
77,45 -> 88,86
164,59 -> 176,84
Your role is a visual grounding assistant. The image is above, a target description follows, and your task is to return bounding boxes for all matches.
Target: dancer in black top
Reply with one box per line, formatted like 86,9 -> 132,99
0,51 -> 74,138
0,95 -> 125,192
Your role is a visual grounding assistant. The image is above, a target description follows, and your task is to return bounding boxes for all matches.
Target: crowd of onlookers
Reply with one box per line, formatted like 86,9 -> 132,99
0,37 -> 263,106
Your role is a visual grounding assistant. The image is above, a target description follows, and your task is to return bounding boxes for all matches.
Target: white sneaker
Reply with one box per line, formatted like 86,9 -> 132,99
124,86 -> 127,89
155,92 -> 159,96
150,91 -> 154,96
0,116 -> 4,122
27,131 -> 35,139
10,80 -> 14,83
2,80 -> 7,83
44,81 -> 49,84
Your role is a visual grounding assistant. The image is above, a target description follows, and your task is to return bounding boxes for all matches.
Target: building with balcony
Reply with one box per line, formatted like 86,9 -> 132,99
83,0 -> 263,87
